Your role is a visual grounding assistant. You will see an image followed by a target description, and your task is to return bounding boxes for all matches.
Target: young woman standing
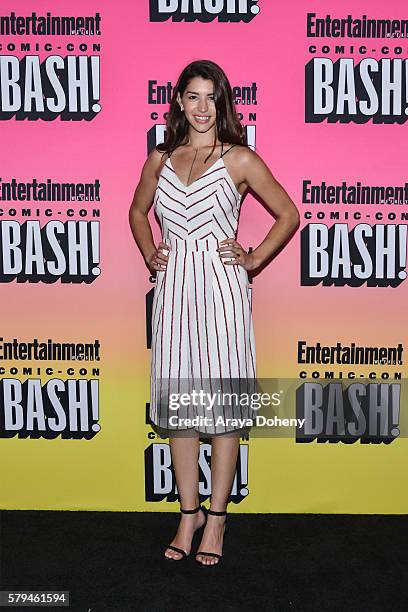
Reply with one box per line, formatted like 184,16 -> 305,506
129,59 -> 299,566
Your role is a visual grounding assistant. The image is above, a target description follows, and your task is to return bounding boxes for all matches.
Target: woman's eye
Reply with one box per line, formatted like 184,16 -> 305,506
187,96 -> 215,101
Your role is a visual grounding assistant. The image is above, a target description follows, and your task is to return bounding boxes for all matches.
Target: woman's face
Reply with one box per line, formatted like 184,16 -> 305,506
177,76 -> 217,135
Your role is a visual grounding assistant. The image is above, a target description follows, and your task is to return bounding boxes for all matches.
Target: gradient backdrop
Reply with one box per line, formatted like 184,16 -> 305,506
1,0 -> 407,513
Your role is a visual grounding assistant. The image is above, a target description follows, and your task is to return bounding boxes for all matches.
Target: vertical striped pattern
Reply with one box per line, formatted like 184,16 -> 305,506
150,155 -> 257,435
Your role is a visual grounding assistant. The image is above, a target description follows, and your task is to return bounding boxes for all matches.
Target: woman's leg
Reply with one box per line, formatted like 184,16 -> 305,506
164,433 -> 206,560
196,432 -> 240,565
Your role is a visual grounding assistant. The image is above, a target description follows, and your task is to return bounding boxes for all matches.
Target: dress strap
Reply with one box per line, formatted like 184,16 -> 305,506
220,143 -> 237,158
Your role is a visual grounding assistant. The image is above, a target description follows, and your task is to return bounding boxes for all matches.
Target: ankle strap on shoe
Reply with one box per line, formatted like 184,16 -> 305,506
180,506 -> 200,514
208,508 -> 227,516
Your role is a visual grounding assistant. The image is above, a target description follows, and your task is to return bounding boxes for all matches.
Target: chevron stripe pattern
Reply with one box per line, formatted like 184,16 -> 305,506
150,153 -> 257,436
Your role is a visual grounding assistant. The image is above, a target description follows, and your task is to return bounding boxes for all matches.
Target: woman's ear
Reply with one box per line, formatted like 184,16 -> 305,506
176,93 -> 185,111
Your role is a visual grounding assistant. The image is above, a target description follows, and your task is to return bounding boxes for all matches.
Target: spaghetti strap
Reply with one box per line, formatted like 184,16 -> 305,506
220,143 -> 237,158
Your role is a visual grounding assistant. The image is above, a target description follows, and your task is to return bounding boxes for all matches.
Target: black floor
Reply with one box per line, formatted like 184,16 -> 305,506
0,510 -> 406,611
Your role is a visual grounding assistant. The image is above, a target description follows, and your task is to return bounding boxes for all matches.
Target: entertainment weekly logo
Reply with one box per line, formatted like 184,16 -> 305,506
149,0 -> 260,22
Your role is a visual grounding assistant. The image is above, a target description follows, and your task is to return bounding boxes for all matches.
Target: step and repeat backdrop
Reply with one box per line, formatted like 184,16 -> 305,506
1,1 -> 407,513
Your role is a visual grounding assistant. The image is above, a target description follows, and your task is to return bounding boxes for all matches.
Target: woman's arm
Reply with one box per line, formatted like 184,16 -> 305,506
128,148 -> 164,267
237,147 -> 300,271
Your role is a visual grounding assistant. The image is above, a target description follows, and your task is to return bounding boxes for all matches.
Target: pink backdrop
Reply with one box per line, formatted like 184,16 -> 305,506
1,1 -> 407,512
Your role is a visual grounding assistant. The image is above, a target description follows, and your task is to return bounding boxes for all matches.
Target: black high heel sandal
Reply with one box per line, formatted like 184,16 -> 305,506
195,508 -> 228,567
164,505 -> 207,561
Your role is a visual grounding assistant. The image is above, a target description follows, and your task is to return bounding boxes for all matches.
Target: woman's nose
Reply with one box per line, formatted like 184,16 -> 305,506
198,99 -> 208,112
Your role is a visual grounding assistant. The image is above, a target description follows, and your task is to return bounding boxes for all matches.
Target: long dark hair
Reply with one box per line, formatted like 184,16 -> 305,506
156,59 -> 249,163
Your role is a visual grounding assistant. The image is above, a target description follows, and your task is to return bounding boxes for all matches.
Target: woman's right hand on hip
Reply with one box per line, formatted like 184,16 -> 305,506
148,242 -> 171,272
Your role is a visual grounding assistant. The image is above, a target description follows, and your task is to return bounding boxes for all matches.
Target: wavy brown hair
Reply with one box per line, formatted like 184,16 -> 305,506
156,59 -> 249,163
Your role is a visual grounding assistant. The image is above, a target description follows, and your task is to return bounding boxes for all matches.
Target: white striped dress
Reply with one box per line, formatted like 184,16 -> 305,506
150,146 -> 257,436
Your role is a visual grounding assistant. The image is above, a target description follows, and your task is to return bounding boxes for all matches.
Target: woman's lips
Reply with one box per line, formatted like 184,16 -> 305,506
193,115 -> 211,123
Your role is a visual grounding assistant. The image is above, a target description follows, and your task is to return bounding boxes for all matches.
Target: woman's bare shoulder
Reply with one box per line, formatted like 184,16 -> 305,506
144,147 -> 170,177
223,144 -> 257,173
222,145 -> 271,191
224,143 -> 253,159
228,145 -> 268,170
150,146 -> 170,164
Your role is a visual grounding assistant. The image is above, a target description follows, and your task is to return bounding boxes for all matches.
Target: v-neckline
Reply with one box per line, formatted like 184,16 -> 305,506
168,156 -> 223,189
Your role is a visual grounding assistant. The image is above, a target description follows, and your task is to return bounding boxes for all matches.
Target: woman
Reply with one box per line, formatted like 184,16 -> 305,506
129,59 -> 299,566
